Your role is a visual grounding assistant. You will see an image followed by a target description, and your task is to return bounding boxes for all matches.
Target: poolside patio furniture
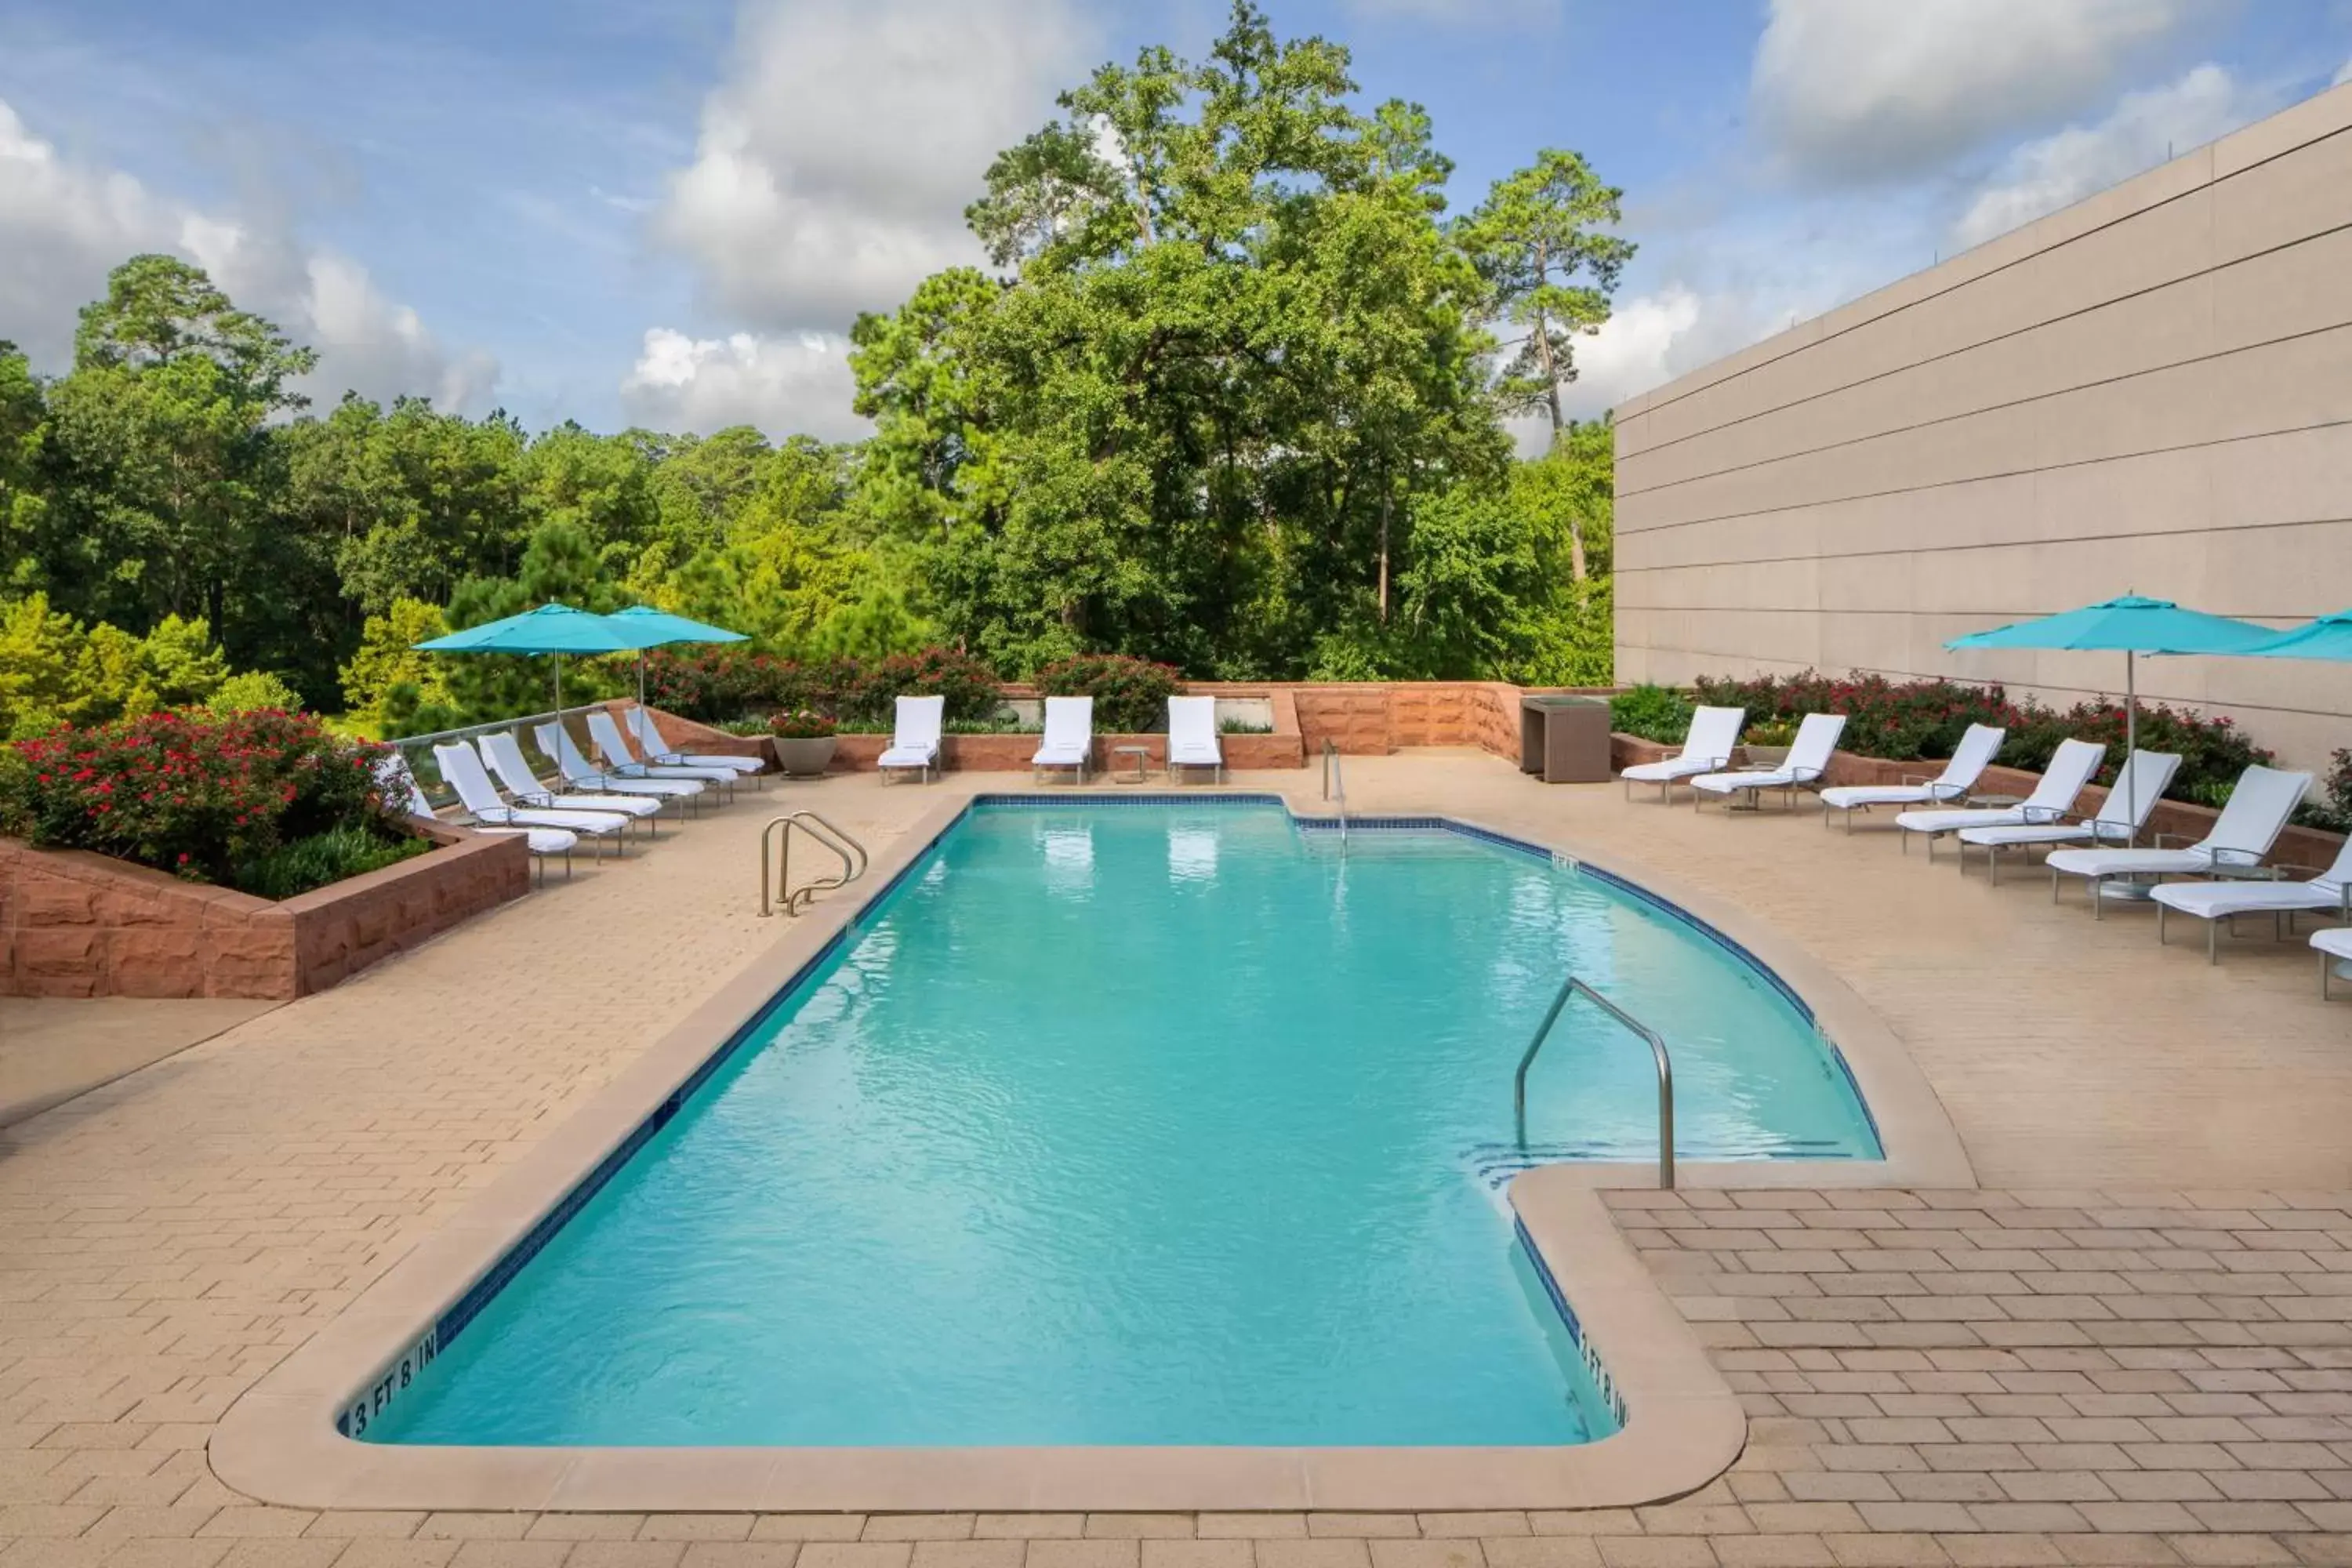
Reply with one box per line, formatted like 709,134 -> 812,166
626,706 -> 764,783
877,695 -> 945,784
435,739 -> 633,856
1033,696 -> 1094,785
375,753 -> 578,880
1949,750 -> 2180,883
2042,763 -> 2311,916
1893,739 -> 2107,862
586,709 -> 739,798
1817,724 -> 2005,833
1167,696 -> 1223,784
1689,712 -> 1846,811
534,722 -> 706,814
478,730 -> 663,834
2152,832 -> 2352,963
2316,926 -> 2352,999
1620,706 -> 1744,802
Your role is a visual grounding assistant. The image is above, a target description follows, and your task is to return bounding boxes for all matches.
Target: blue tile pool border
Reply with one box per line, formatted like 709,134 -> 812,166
345,790 -> 1875,1439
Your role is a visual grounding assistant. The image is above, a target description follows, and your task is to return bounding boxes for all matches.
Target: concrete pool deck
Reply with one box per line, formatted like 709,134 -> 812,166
5,752 -> 2352,1560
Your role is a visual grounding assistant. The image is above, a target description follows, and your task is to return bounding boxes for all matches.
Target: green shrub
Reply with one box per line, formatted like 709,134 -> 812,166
234,826 -> 430,901
2292,747 -> 2352,833
1035,654 -> 1183,733
1607,684 -> 1694,742
206,670 -> 304,713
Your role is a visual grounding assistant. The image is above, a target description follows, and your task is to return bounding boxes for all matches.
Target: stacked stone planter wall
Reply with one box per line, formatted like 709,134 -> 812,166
0,820 -> 528,1000
623,684 -> 1613,775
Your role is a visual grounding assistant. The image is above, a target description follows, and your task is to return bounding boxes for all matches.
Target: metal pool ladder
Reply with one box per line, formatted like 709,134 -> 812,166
1515,975 -> 1675,1189
1321,738 -> 1348,845
759,811 -> 870,916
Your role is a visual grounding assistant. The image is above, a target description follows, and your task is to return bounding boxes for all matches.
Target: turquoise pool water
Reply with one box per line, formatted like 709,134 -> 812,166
371,802 -> 1878,1448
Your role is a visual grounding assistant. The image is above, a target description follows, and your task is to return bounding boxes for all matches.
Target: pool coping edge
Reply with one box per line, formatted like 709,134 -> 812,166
211,786 -> 1969,1512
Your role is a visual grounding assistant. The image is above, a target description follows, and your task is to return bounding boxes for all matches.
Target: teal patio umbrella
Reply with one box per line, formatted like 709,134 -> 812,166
1946,593 -> 2275,837
2237,608 -> 2352,662
413,602 -> 641,730
605,604 -> 750,718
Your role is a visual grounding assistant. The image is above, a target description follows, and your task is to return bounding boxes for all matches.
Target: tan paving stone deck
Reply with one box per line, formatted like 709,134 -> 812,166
4,753 -> 2351,1564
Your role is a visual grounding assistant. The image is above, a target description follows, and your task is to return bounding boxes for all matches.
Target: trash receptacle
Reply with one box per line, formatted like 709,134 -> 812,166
1519,695 -> 1611,783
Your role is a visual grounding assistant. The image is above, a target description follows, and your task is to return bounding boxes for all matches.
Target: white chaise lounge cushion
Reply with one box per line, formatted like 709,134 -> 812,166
1895,739 -> 2106,839
535,723 -> 702,799
1621,706 -> 1744,784
434,740 -> 632,837
2042,763 -> 2311,880
587,709 -> 739,785
1690,712 -> 1846,795
627,706 -> 760,772
2315,927 -> 2352,964
479,730 -> 660,818
1955,750 -> 2181,850
879,695 -> 945,769
1167,696 -> 1222,768
1820,723 -> 2005,811
1033,696 -> 1094,768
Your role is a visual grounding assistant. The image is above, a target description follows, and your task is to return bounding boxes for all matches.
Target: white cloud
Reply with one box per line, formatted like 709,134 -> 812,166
2334,56 -> 2352,88
653,0 -> 1093,333
1751,0 -> 2196,182
619,328 -> 864,441
1951,64 -> 2266,249
0,97 -> 497,411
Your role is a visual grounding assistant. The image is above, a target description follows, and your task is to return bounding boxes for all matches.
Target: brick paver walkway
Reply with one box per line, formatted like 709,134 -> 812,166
5,758 -> 2350,1565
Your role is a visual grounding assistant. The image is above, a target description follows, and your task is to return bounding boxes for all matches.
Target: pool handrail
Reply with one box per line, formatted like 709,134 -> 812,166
760,811 -> 869,916
1322,738 -> 1347,844
1515,975 -> 1675,1189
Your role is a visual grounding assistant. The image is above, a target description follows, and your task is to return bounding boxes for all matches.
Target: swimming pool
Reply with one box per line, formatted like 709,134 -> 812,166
366,800 -> 1878,1450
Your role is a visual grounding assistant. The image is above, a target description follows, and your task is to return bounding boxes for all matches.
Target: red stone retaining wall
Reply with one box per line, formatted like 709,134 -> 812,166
0,820 -> 528,1000
1609,733 -> 2349,869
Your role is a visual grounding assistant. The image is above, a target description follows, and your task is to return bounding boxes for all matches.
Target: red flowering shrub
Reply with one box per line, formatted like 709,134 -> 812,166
0,709 -> 406,887
1035,654 -> 1185,733
1683,670 -> 2273,802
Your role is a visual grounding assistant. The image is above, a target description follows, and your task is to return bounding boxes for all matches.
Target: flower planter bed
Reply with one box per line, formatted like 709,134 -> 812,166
0,818 -> 527,1000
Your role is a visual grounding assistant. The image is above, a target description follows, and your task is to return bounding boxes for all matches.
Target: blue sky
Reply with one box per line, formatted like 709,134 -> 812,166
3,1 -> 2348,445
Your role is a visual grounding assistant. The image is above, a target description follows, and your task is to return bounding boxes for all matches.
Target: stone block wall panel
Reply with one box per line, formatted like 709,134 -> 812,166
1,821 -> 528,1000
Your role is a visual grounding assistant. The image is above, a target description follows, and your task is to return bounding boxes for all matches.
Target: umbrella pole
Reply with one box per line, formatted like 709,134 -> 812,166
2124,651 -> 2137,847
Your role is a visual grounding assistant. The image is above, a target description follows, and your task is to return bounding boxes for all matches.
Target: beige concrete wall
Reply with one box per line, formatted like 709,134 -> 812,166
1613,84 -> 2352,775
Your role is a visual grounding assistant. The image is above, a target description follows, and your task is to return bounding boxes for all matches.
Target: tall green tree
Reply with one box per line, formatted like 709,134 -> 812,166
855,2 -> 1512,678
1454,150 -> 1633,579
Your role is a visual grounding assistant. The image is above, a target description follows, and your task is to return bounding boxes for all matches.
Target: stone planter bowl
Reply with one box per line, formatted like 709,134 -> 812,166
1737,744 -> 1791,768
771,735 -> 839,777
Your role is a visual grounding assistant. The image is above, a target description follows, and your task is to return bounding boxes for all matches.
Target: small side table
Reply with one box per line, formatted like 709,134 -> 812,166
1111,744 -> 1152,784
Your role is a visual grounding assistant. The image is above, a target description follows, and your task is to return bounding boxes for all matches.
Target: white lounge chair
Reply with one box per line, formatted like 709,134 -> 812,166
1689,713 -> 1846,811
587,708 -> 739,797
1620,706 -> 1744,803
434,740 -> 633,856
2315,927 -> 2352,1000
479,730 -> 662,833
374,751 -> 576,877
534,722 -> 706,814
1951,750 -> 2180,883
2043,763 -> 2312,917
627,706 -> 764,784
2153,833 -> 2352,964
1033,696 -> 1094,784
1894,739 -> 2107,862
1817,724 -> 2005,833
1167,695 -> 1222,784
878,695 -> 946,784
